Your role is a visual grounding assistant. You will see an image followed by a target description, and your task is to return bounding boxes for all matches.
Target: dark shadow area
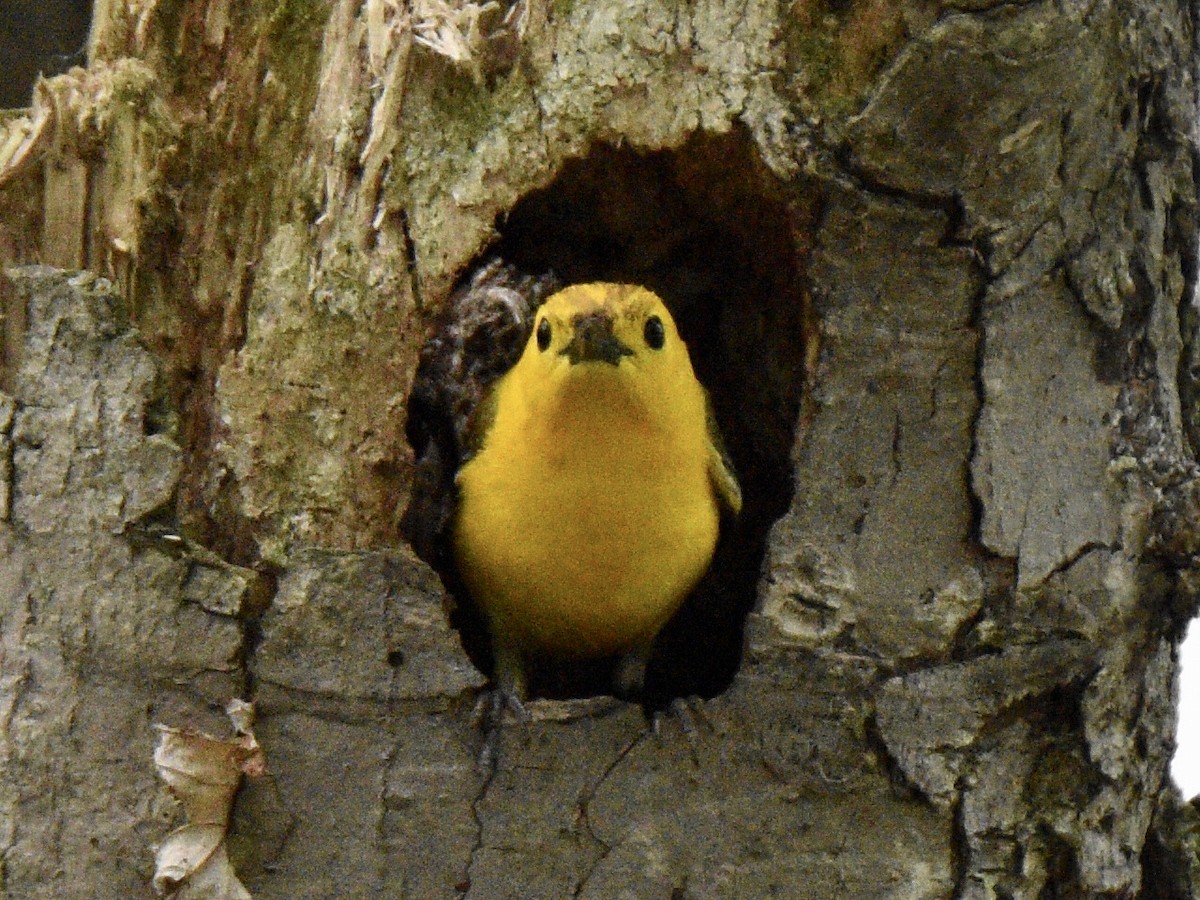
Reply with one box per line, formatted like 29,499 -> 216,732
420,128 -> 814,706
0,1 -> 92,108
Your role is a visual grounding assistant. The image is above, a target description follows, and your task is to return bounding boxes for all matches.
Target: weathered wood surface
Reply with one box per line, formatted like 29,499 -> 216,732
1,1 -> 1199,897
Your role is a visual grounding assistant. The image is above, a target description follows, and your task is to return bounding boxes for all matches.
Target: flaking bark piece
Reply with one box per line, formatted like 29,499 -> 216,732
152,701 -> 264,899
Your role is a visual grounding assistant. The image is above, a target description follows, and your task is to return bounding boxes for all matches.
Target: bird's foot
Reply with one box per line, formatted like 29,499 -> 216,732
492,685 -> 530,723
476,685 -> 530,771
652,695 -> 712,764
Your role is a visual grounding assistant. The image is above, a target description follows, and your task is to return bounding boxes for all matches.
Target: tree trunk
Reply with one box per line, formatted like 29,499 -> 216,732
1,1 -> 1198,897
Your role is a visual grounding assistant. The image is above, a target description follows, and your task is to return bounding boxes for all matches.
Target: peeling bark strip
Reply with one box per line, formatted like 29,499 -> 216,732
0,0 -> 1198,898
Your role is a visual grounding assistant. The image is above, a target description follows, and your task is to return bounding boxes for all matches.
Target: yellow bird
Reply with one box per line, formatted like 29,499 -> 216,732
451,282 -> 741,703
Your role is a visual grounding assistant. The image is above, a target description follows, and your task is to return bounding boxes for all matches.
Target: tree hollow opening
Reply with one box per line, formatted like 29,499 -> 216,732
445,128 -> 812,707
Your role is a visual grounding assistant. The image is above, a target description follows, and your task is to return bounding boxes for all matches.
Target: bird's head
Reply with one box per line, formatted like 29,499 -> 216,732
512,283 -> 700,417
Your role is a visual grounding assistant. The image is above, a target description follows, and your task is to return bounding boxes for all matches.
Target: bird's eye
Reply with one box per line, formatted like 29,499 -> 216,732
644,315 -> 665,350
536,318 -> 551,351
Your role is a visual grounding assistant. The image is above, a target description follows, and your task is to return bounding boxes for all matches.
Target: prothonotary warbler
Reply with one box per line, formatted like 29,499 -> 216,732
450,282 -> 741,706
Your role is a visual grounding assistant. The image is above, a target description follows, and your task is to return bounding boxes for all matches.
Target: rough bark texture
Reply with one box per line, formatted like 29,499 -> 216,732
1,1 -> 1199,898
0,269 -> 249,896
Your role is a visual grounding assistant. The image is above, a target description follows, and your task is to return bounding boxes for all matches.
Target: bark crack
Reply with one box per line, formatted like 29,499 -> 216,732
571,726 -> 650,897
463,715 -> 502,898
889,411 -> 902,487
948,789 -> 971,900
399,207 -> 422,312
833,143 -> 964,224
1039,540 -> 1120,585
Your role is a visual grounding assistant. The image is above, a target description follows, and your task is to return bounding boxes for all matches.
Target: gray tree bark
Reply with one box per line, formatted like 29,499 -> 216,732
1,1 -> 1199,898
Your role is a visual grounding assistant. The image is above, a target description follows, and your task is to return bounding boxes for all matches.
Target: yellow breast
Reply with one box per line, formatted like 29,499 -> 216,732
454,372 -> 718,658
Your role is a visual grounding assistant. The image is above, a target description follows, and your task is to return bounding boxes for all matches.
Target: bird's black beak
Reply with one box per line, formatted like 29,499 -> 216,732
562,311 -> 633,366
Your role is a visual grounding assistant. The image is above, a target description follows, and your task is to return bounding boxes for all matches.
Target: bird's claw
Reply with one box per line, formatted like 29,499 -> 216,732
652,695 -> 712,764
494,686 -> 529,723
476,686 -> 530,771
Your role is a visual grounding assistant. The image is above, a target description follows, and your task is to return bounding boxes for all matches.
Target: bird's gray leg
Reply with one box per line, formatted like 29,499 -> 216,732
612,641 -> 653,700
